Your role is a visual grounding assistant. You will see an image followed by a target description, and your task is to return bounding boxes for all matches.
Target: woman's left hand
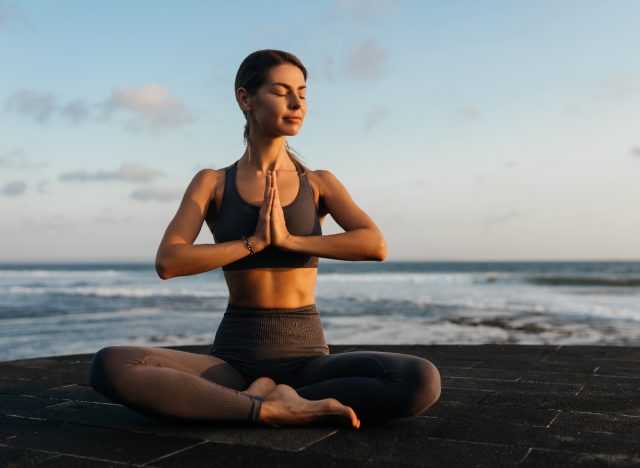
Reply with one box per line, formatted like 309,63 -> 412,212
269,170 -> 291,248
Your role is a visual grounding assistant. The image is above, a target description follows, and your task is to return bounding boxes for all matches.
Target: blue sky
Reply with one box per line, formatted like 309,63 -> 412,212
1,0 -> 639,262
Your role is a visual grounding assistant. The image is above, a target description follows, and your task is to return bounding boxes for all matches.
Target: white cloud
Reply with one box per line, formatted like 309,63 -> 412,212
59,163 -> 165,183
485,211 -> 521,225
21,215 -> 75,230
0,1 -> 26,28
0,148 -> 46,169
346,40 -> 388,80
330,0 -> 398,22
130,186 -> 182,202
1,180 -> 27,196
98,83 -> 195,131
59,99 -> 92,124
5,84 -> 194,132
459,107 -> 481,121
630,145 -> 640,158
4,90 -> 57,123
37,179 -> 50,194
364,104 -> 388,130
596,75 -> 635,100
117,163 -> 165,182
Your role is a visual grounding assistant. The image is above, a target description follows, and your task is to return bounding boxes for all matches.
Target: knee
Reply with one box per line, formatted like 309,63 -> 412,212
404,358 -> 441,416
89,346 -> 126,395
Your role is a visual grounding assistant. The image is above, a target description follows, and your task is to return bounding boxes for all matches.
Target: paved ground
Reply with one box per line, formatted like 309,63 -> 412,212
1,344 -> 639,467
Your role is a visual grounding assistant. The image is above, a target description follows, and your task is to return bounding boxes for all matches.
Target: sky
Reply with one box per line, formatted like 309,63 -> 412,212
1,0 -> 639,262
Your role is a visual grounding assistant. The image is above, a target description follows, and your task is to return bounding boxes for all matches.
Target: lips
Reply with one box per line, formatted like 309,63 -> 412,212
284,116 -> 303,121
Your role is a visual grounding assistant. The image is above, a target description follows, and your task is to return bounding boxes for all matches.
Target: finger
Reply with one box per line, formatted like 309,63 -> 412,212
269,185 -> 276,212
266,187 -> 274,216
263,172 -> 271,201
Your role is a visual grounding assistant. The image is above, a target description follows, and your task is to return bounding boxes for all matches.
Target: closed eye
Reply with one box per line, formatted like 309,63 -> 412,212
274,92 -> 306,100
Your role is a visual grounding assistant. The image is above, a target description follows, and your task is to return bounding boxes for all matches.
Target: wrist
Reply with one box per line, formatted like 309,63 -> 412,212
248,235 -> 267,253
279,234 -> 297,251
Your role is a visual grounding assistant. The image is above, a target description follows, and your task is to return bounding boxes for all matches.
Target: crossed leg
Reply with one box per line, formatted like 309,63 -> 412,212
88,346 -> 439,427
282,351 -> 442,422
89,345 -> 264,422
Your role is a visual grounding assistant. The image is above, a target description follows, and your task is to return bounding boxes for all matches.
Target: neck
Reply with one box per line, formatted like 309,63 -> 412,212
240,135 -> 295,173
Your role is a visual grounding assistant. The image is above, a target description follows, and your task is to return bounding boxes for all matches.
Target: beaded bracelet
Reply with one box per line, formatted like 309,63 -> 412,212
241,235 -> 255,255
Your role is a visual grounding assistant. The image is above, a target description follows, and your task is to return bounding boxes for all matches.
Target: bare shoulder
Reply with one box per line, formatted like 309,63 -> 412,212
194,168 -> 220,182
305,168 -> 351,217
179,167 -> 228,211
305,168 -> 341,195
195,166 -> 229,188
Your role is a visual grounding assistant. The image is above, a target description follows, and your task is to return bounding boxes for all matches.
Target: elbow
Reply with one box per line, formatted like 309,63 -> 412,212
371,236 -> 387,262
155,253 -> 173,280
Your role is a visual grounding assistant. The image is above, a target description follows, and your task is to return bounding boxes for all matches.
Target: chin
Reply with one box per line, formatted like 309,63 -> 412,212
282,127 -> 302,136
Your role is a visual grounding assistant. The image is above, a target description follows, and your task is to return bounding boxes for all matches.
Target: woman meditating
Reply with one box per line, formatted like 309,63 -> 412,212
89,49 -> 441,429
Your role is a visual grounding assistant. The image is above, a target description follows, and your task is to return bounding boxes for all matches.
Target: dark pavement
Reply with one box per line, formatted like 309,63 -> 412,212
1,344 -> 639,467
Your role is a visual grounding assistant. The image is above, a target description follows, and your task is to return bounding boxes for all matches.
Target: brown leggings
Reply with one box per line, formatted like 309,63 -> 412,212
88,345 -> 441,425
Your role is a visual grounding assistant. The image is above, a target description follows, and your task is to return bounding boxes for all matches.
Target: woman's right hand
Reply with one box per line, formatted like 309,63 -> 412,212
250,170 -> 275,252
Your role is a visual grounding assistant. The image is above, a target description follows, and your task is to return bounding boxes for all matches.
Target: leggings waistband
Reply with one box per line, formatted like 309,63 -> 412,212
225,303 -> 319,314
209,302 -> 329,360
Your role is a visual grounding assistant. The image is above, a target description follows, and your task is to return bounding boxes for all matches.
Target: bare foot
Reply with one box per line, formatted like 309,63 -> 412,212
258,383 -> 360,429
241,377 -> 277,398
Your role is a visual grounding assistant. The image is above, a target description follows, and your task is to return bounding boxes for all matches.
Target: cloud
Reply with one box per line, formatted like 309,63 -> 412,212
37,179 -> 50,194
0,1 -> 27,28
4,90 -> 57,123
503,160 -> 517,169
0,148 -> 46,169
98,84 -> 195,131
459,107 -> 481,121
5,84 -> 195,132
596,75 -> 635,100
0,1 -> 11,25
1,179 -> 27,196
346,40 -> 388,80
59,99 -> 92,124
59,163 -> 165,183
364,104 -> 388,130
329,0 -> 398,22
630,145 -> 640,158
130,186 -> 182,202
21,215 -> 76,230
485,210 -> 520,225
94,214 -> 135,224
308,53 -> 337,83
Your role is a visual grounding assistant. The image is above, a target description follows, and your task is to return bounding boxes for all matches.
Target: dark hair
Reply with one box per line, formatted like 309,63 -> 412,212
235,49 -> 309,173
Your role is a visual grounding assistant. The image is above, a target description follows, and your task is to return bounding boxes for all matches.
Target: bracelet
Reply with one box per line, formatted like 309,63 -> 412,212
241,236 -> 255,255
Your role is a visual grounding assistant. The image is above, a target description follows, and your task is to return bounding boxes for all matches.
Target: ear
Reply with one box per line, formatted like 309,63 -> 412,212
236,87 -> 251,113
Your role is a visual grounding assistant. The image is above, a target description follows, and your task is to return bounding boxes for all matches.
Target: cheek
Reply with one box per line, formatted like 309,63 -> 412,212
258,98 -> 285,117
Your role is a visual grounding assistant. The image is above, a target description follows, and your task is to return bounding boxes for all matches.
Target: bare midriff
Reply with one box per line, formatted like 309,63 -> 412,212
224,268 -> 318,309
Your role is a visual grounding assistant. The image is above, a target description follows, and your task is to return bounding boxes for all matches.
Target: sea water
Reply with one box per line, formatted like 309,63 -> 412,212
1,260 -> 639,361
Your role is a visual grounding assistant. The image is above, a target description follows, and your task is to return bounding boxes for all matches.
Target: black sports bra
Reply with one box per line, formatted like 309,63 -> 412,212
206,160 -> 322,271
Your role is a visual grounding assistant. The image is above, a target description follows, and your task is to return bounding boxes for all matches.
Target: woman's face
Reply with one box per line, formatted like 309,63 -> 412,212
241,63 -> 307,138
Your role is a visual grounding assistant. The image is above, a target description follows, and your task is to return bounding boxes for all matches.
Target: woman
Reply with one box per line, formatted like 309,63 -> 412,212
89,49 -> 441,429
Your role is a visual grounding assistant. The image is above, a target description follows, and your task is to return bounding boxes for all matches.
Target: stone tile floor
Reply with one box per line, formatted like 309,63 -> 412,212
1,344 -> 639,467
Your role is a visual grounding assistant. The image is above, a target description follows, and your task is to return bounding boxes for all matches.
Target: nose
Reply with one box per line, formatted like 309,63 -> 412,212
288,94 -> 303,109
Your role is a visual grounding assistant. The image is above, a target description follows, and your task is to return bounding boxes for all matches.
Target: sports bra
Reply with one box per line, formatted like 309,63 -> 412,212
206,160 -> 322,271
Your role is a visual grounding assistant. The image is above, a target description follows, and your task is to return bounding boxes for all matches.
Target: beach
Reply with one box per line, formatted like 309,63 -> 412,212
1,260 -> 639,362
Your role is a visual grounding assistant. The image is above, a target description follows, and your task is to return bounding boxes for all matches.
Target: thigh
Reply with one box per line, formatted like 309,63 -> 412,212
92,345 -> 250,391
283,350 -> 440,421
284,350 -> 430,388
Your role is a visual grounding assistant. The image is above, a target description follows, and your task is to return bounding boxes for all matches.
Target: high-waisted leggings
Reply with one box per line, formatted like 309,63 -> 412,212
89,303 -> 441,424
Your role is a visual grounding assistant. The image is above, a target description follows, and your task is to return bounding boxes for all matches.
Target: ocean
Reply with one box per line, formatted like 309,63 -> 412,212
1,260 -> 639,361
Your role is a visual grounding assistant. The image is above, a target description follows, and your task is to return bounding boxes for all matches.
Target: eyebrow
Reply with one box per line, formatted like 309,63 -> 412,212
270,82 -> 306,90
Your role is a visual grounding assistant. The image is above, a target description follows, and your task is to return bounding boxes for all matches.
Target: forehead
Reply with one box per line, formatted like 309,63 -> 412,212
265,64 -> 306,87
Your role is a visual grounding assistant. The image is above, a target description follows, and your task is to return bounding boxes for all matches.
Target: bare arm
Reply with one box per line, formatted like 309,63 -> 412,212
280,170 -> 387,261
154,169 -> 270,280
